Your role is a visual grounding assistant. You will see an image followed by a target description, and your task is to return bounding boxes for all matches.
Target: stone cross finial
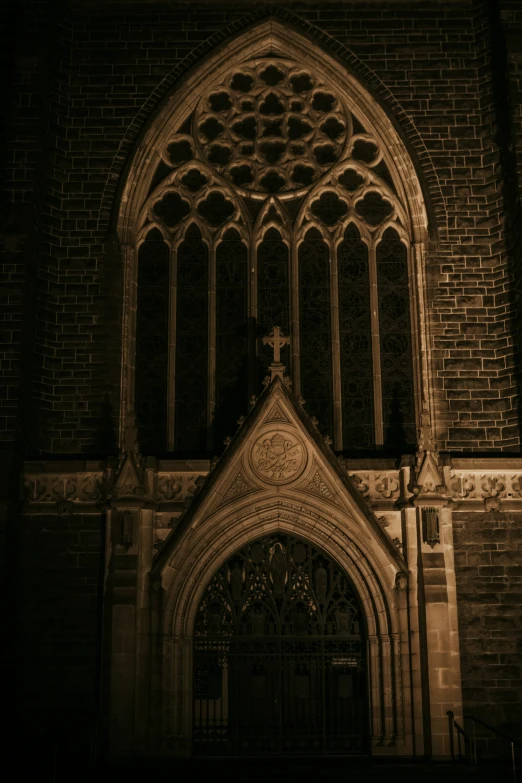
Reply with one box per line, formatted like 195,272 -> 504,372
262,326 -> 291,381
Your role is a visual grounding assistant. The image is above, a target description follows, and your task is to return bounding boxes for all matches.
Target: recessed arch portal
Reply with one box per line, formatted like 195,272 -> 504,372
118,19 -> 431,456
154,492 -> 406,756
192,531 -> 368,756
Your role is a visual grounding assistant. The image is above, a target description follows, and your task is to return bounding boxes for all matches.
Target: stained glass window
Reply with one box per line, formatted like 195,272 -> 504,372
338,225 -> 374,450
377,228 -> 415,448
175,224 -> 209,452
299,228 -> 333,435
135,228 -> 169,453
134,56 -> 418,455
215,228 -> 249,446
257,228 -> 290,383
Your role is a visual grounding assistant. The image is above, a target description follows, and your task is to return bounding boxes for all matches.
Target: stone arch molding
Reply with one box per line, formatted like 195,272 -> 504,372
158,496 -> 400,640
116,18 -> 433,447
152,496 -> 408,754
117,19 -> 429,246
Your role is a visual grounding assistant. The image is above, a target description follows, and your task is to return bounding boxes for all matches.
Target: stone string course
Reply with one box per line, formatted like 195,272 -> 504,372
22,459 -> 522,512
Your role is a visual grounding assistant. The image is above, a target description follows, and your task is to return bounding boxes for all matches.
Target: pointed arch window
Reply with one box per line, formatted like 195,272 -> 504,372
133,57 -> 417,455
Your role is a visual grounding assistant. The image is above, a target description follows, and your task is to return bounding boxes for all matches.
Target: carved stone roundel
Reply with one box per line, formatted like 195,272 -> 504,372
251,429 -> 306,484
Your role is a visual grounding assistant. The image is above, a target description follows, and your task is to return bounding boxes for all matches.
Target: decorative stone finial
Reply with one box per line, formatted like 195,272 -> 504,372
112,409 -> 144,499
412,400 -> 447,503
262,326 -> 291,381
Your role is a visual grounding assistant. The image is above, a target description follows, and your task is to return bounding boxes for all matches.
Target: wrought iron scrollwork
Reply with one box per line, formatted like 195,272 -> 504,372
195,533 -> 362,639
193,533 -> 366,756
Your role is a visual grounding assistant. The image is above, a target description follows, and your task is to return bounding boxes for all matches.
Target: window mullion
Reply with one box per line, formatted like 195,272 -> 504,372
291,240 -> 300,395
369,241 -> 384,445
207,240 -> 216,452
167,242 -> 177,451
249,240 -> 258,400
330,237 -> 343,450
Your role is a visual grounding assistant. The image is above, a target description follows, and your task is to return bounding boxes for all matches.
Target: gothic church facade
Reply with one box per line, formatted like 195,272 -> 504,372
2,0 -> 522,763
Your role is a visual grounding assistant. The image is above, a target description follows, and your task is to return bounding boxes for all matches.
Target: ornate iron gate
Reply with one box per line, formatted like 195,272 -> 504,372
193,534 -> 367,756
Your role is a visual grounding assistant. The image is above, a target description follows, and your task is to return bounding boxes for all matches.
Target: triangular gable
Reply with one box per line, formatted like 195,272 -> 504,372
416,451 -> 444,495
153,376 -> 405,574
113,453 -> 143,498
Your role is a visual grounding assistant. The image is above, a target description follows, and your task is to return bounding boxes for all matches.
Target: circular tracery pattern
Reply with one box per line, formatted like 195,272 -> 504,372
195,59 -> 348,196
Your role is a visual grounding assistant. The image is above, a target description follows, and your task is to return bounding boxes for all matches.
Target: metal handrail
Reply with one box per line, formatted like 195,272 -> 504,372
447,710 -> 519,782
446,711 -> 473,763
464,715 -> 519,783
463,715 -> 522,749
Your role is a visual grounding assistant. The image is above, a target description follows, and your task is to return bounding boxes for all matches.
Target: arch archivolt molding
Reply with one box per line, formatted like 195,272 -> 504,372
159,495 -> 400,638
155,493 -> 407,749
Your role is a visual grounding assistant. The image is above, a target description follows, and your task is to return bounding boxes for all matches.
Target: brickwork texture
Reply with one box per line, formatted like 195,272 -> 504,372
453,511 -> 522,738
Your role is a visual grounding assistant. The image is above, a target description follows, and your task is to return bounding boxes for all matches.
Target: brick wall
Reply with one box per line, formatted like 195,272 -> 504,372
1,0 -> 521,455
500,1 -> 522,441
453,511 -> 522,739
16,510 -> 105,758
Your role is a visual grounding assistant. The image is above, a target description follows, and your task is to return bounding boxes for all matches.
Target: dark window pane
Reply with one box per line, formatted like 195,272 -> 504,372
215,229 -> 249,446
257,228 -> 290,380
175,224 -> 209,451
299,228 -> 333,435
377,228 -> 415,448
135,228 -> 169,453
338,225 -> 375,449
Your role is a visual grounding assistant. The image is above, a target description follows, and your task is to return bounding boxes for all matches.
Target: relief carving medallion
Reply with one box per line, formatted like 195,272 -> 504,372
251,430 -> 306,485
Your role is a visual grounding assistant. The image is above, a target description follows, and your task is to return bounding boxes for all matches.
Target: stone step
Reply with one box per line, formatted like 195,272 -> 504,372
89,758 -> 513,783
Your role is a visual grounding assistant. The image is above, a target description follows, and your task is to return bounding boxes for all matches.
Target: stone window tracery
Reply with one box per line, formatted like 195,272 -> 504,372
134,57 -> 415,454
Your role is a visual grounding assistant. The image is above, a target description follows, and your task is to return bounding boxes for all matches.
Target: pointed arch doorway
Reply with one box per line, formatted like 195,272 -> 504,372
192,532 -> 368,756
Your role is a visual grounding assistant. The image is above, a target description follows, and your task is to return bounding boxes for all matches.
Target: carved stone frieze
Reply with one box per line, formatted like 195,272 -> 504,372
24,473 -> 104,503
154,473 -> 207,504
348,471 -> 400,504
445,469 -> 522,508
22,461 -> 522,512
